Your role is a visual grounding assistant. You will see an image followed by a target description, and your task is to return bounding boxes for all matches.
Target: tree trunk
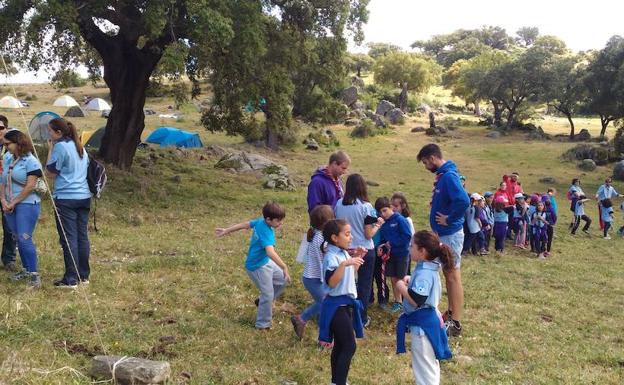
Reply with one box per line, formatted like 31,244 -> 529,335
428,112 -> 436,128
98,50 -> 161,169
473,100 -> 481,116
566,113 -> 575,140
357,66 -> 361,77
492,101 -> 502,127
506,105 -> 517,129
399,82 -> 408,112
599,115 -> 610,138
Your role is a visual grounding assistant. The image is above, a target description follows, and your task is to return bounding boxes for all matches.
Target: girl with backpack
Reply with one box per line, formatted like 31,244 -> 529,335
45,118 -> 92,289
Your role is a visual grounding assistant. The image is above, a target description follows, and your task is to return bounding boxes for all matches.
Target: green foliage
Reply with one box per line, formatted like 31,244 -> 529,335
366,42 -> 401,59
543,54 -> 586,137
50,69 -> 87,89
614,126 -> 624,156
373,52 -> 441,92
516,26 -> 539,47
345,53 -> 375,76
171,82 -> 189,109
350,118 -> 386,138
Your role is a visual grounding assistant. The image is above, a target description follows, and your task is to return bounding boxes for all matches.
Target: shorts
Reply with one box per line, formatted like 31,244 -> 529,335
385,255 -> 409,278
439,229 -> 464,269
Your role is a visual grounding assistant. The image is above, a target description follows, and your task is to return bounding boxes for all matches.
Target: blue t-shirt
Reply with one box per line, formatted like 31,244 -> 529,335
2,152 -> 43,204
402,260 -> 442,335
601,206 -> 614,223
574,200 -> 586,216
493,209 -> 509,222
322,244 -> 357,299
335,198 -> 376,250
46,139 -> 91,200
465,206 -> 480,234
245,217 -> 275,271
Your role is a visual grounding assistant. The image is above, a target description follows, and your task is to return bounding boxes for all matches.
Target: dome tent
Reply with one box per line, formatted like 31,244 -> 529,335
80,126 -> 106,149
53,95 -> 79,107
65,106 -> 89,117
86,98 -> 111,111
0,96 -> 23,109
145,127 -> 203,148
28,111 -> 61,142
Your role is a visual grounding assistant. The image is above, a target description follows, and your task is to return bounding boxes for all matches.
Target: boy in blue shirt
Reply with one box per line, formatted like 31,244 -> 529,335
375,197 -> 413,313
216,202 -> 290,329
600,198 -> 614,239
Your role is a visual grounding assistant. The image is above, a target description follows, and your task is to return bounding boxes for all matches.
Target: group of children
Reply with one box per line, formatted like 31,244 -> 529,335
567,178 -> 624,240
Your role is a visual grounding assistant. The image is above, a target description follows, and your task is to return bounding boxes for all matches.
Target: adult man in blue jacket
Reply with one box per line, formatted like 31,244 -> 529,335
417,143 -> 470,337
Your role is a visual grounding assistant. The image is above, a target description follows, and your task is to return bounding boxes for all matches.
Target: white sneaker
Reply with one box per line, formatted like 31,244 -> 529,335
538,253 -> 546,260
604,236 -> 611,240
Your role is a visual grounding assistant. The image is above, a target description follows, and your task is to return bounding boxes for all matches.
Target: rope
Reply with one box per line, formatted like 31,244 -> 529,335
0,54 -> 110,369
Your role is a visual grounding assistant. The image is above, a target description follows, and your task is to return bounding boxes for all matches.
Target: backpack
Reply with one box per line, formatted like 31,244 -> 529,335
87,155 -> 107,199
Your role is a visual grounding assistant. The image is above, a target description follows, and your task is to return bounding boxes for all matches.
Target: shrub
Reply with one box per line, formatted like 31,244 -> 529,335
350,119 -> 386,138
614,126 -> 624,156
297,92 -> 348,123
51,69 -> 87,89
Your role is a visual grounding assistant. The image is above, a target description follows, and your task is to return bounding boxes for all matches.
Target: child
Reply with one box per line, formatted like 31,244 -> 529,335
492,199 -> 509,252
391,192 -> 416,236
542,195 -> 557,257
547,188 -> 558,216
571,194 -> 592,235
291,205 -> 334,340
568,179 -> 584,229
375,197 -> 413,313
370,206 -> 389,307
395,230 -> 453,385
512,193 -> 528,248
215,202 -> 290,330
462,193 -> 483,255
601,198 -> 614,239
482,192 -> 495,252
318,219 -> 366,385
531,201 -> 549,260
527,194 -> 539,251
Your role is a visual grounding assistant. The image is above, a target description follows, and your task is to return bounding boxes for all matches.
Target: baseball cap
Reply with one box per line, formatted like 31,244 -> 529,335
483,191 -> 493,198
514,193 -> 525,200
471,193 -> 483,200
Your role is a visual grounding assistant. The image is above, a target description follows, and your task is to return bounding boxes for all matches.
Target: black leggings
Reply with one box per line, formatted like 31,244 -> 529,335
571,215 -> 591,234
330,306 -> 356,385
604,222 -> 612,237
546,226 -> 554,252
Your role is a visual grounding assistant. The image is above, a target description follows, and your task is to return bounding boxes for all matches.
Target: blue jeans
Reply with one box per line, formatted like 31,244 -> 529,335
5,202 -> 40,273
54,198 -> 91,284
301,276 -> 327,321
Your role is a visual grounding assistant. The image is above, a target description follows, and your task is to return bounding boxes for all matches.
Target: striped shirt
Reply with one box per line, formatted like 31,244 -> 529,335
303,230 -> 324,280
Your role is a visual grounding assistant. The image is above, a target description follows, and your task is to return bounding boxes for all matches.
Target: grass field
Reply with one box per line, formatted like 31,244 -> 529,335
0,83 -> 622,385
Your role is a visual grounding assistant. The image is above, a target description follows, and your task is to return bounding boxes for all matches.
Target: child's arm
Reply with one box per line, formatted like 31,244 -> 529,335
395,280 -> 428,308
326,257 -> 364,288
266,246 -> 291,284
215,221 -> 251,237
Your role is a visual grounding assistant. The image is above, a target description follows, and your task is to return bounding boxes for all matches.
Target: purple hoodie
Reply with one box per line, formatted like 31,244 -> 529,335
307,168 -> 343,212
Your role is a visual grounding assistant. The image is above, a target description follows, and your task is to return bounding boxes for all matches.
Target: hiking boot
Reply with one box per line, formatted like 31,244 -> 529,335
4,262 -> 17,272
445,319 -> 462,337
53,279 -> 77,289
11,270 -> 30,281
390,302 -> 403,313
28,273 -> 41,289
290,315 -> 306,340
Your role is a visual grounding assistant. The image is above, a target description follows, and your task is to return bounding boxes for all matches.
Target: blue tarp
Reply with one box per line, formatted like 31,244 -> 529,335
145,127 -> 203,148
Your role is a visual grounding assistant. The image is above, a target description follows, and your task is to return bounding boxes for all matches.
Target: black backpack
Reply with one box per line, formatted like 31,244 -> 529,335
87,155 -> 107,199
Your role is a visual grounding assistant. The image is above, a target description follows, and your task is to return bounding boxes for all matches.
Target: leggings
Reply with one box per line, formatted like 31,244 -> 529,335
546,226 -> 554,252
330,306 -> 357,385
571,215 -> 591,234
493,222 -> 507,251
604,222 -> 612,237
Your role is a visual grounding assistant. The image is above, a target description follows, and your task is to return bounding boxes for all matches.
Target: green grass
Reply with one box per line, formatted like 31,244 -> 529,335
0,85 -> 623,384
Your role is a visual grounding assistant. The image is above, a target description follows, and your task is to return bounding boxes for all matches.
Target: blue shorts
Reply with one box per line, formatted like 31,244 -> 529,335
439,229 -> 464,269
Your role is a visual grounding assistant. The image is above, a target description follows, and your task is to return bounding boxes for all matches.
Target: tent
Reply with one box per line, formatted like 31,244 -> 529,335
65,106 -> 89,117
29,111 -> 61,142
145,127 -> 203,148
0,96 -> 23,109
53,95 -> 79,107
80,127 -> 106,149
86,98 -> 111,111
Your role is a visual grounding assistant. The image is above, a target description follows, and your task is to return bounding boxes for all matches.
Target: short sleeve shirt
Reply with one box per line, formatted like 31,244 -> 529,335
46,139 -> 91,200
322,244 -> 357,298
402,260 -> 442,335
2,152 -> 42,204
601,207 -> 614,222
335,198 -> 376,249
574,201 -> 585,216
245,217 -> 275,271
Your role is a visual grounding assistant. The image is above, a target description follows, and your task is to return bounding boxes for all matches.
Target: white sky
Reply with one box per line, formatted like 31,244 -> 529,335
2,0 -> 623,84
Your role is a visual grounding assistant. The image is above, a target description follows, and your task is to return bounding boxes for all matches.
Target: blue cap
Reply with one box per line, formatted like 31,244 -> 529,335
483,191 -> 493,198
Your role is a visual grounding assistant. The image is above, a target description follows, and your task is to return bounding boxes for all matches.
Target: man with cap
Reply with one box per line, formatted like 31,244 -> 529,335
0,115 -> 17,272
595,177 -> 622,230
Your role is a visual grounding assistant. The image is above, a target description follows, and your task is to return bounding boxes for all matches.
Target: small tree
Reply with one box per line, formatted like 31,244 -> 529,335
373,52 -> 441,111
516,27 -> 539,47
346,53 -> 375,77
366,42 -> 402,59
50,69 -> 87,89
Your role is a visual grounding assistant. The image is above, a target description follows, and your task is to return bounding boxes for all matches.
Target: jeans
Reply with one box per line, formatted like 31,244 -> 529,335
439,229 -> 464,268
356,249 -> 375,321
301,276 -> 327,322
246,259 -> 286,328
604,222 -> 612,237
1,205 -> 16,266
5,202 -> 40,273
370,253 -> 389,305
546,226 -> 554,252
462,232 -> 478,254
54,198 -> 91,284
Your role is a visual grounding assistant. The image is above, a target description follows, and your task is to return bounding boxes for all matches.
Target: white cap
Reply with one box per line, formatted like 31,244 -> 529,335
514,193 -> 525,199
471,193 -> 483,200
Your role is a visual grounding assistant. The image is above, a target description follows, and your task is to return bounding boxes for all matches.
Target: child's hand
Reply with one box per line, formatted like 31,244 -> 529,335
354,246 -> 367,258
345,256 -> 364,267
283,267 -> 291,284
402,275 -> 411,285
376,217 -> 385,226
215,228 -> 228,237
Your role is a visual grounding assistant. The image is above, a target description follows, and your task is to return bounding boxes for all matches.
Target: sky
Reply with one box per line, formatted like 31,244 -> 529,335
2,0 -> 623,84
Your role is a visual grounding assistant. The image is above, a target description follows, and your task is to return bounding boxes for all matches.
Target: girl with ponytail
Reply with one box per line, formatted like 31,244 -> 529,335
395,230 -> 453,385
45,118 -> 92,288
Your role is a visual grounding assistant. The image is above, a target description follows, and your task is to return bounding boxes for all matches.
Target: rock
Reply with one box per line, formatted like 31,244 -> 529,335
614,160 -> 624,181
352,101 -> 364,110
366,180 -> 380,187
171,175 -> 182,183
90,355 -> 171,385
215,152 -> 294,190
204,145 -> 228,157
375,100 -> 395,117
341,86 -> 358,107
387,108 -> 406,125
574,129 -> 591,142
304,138 -> 319,151
308,129 -> 339,146
344,118 -> 361,126
416,104 -> 431,113
425,128 -> 438,136
214,153 -> 252,172
578,159 -> 597,171
436,126 -> 448,134
263,165 -> 296,191
244,153 -> 275,171
527,127 -> 551,140
411,126 -> 426,133
351,76 -> 365,90
539,177 -> 558,184
370,114 -> 387,128
486,131 -> 501,139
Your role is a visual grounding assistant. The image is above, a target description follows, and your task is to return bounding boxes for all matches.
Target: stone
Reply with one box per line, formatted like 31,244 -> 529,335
263,165 -> 296,191
613,160 -> 624,181
366,180 -> 380,187
204,145 -> 228,157
425,128 -> 438,136
411,126 -> 426,133
352,101 -> 364,110
344,118 -> 361,126
539,177 -> 557,184
370,114 -> 387,128
341,86 -> 358,107
351,76 -> 365,90
486,131 -> 501,139
387,108 -> 406,125
304,138 -> 319,151
375,100 -> 395,117
574,129 -> 591,142
90,355 -> 171,385
214,153 -> 252,172
416,103 -> 431,113
527,127 -> 551,140
578,159 -> 597,171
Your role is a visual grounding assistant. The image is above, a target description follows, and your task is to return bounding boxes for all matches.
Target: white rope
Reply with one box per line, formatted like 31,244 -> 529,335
110,356 -> 129,384
0,54 -> 110,367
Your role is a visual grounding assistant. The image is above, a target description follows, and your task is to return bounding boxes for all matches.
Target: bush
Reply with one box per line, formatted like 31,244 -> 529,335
51,69 -> 87,89
350,119 -> 386,138
297,92 -> 348,124
614,126 -> 624,156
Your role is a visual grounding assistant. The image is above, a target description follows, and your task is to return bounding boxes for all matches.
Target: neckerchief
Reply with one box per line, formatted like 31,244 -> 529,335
322,167 -> 343,199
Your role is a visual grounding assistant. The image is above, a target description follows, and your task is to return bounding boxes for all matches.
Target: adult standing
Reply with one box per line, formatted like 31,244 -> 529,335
493,182 -> 510,206
0,130 -> 43,288
595,177 -> 622,230
334,173 -> 382,328
45,118 -> 92,289
307,151 -> 350,212
0,116 -> 17,272
503,173 -> 523,203
417,144 -> 470,336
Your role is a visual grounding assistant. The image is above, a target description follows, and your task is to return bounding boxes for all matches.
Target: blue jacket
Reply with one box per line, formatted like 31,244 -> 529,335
379,213 -> 412,258
318,295 -> 364,345
307,168 -> 343,212
396,307 -> 452,360
430,161 -> 470,236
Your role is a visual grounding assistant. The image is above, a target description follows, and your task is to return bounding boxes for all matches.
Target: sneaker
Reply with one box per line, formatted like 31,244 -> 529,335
544,252 -> 551,257
4,262 -> 18,272
538,253 -> 546,260
445,319 -> 462,337
53,279 -> 78,289
479,249 -> 489,256
363,316 -> 371,328
290,315 -> 306,340
604,236 -> 611,240
582,229 -> 590,235
80,279 -> 90,285
28,273 -> 41,289
255,326 -> 271,331
390,302 -> 403,313
11,270 -> 30,281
